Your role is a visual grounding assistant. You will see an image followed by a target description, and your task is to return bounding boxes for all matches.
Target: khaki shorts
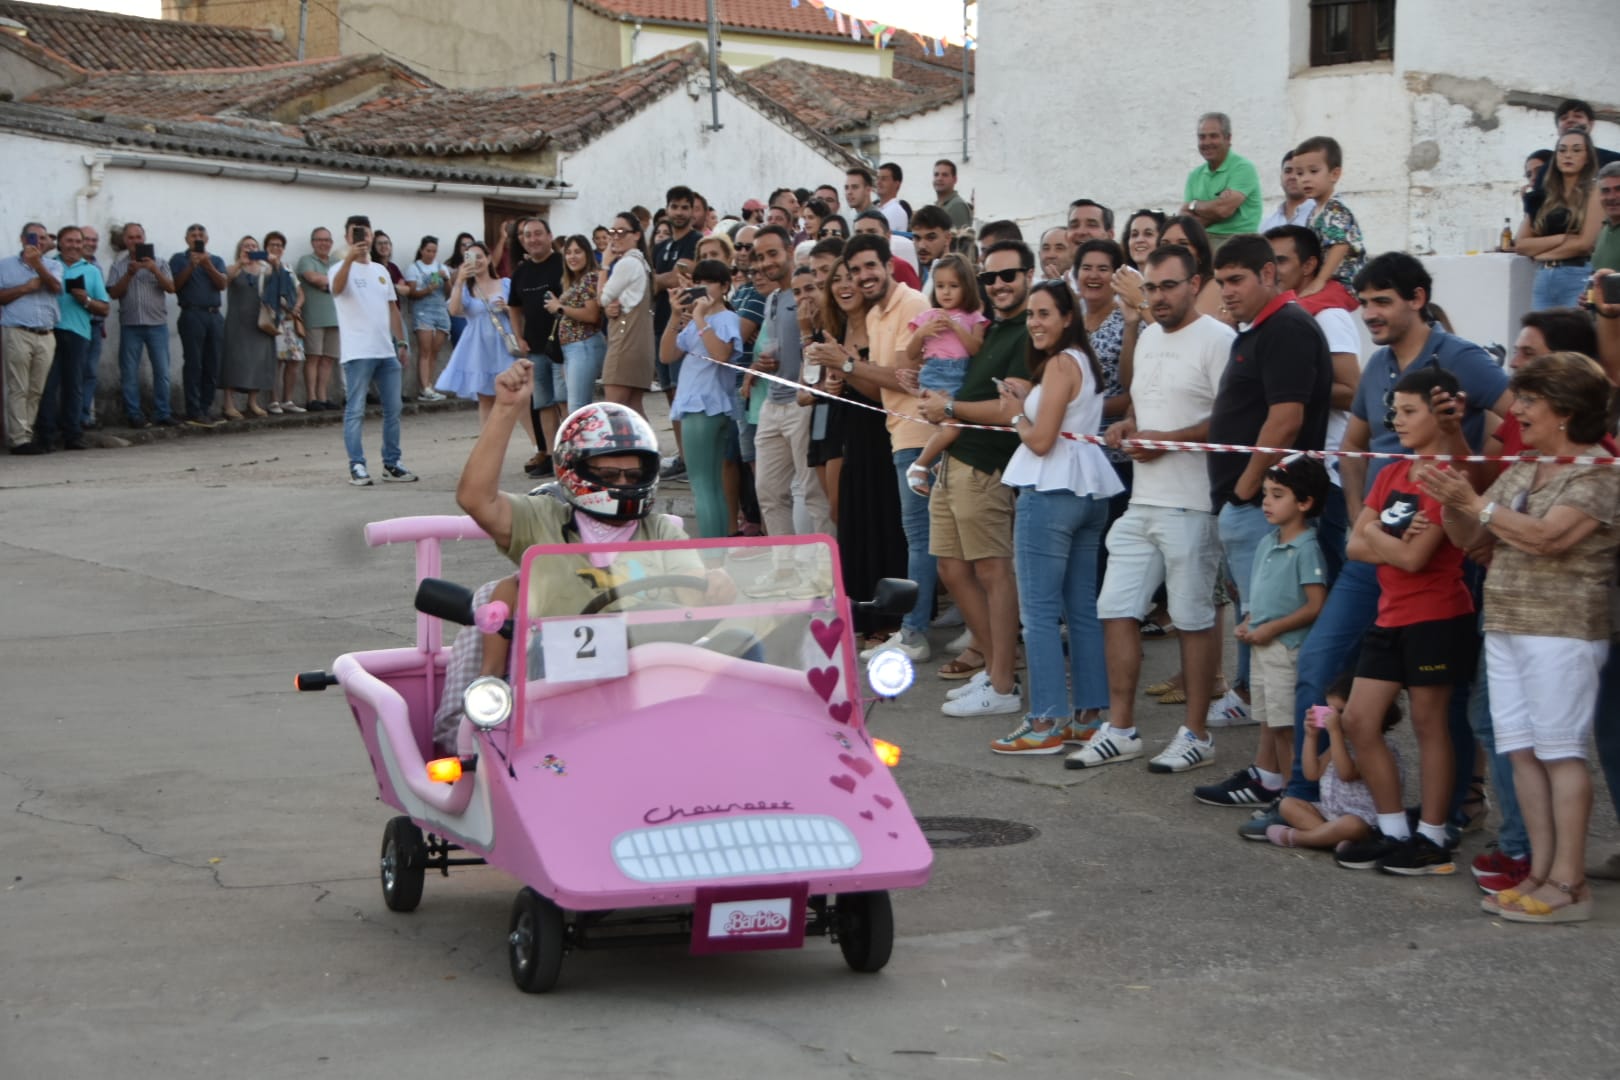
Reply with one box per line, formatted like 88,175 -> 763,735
1249,639 -> 1299,729
928,456 -> 1014,561
304,324 -> 340,358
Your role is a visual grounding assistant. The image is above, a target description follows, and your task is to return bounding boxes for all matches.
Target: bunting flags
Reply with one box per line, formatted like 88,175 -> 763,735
793,0 -> 975,50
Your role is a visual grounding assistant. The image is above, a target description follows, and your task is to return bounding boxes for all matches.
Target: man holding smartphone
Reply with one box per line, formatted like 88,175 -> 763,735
0,221 -> 62,452
169,224 -> 228,426
36,225 -> 108,452
106,222 -> 176,428
331,214 -> 417,486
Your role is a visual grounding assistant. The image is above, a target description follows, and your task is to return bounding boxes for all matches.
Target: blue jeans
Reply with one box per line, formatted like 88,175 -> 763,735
1468,649 -> 1528,857
561,333 -> 606,415
527,352 -> 566,410
1015,488 -> 1109,717
1288,560 -> 1381,799
1317,482 -> 1349,584
38,329 -> 86,445
891,447 -> 938,634
81,319 -> 104,425
342,355 -> 403,468
177,307 -> 224,419
1531,263 -> 1591,311
1597,646 -> 1620,823
1218,501 -> 1273,691
117,323 -> 172,422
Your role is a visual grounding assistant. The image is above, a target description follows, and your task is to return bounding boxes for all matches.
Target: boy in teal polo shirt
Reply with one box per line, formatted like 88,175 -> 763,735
1195,454 -> 1329,808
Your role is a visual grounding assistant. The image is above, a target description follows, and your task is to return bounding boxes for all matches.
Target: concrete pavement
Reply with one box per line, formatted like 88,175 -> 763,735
2,409 -> 1616,1080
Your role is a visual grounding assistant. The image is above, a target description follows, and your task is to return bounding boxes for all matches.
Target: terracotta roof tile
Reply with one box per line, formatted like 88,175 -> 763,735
578,0 -> 846,40
27,55 -> 433,124
0,0 -> 294,72
306,44 -> 706,156
739,56 -> 962,135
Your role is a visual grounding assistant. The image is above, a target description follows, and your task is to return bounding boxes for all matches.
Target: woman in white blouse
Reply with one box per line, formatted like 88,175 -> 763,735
598,211 -> 656,416
988,280 -> 1124,756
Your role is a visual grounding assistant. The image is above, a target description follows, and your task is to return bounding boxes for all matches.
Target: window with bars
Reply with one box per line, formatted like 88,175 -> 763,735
1309,0 -> 1395,67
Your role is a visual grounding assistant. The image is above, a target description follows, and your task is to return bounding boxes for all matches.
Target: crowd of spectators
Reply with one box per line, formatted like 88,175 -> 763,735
8,103 -> 1620,924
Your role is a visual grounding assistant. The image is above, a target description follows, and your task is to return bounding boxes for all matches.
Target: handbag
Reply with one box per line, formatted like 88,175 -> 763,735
478,284 -> 527,358
254,268 -> 279,336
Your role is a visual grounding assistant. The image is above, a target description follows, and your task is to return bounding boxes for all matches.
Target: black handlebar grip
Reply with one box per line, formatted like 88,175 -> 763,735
295,671 -> 338,691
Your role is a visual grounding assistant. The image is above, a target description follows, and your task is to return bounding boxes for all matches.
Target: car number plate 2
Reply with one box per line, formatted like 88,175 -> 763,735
691,882 -> 809,954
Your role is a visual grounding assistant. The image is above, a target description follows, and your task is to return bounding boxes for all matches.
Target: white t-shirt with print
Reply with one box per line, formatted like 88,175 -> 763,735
333,258 -> 398,362
1129,314 -> 1235,511
1316,305 -> 1364,483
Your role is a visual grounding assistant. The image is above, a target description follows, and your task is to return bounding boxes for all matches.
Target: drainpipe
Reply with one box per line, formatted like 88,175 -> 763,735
960,0 -> 970,163
705,0 -> 722,132
566,0 -> 575,79
297,0 -> 308,60
75,154 -> 105,225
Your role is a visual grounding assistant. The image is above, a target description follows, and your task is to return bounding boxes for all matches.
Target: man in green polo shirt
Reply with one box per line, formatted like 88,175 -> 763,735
918,240 -> 1032,719
1183,112 -> 1263,243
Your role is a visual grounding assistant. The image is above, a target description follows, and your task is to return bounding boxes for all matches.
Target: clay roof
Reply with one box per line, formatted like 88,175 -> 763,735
304,43 -> 863,169
0,99 -> 558,188
739,56 -> 964,135
27,54 -> 433,124
576,0 -> 850,41
0,0 -> 293,72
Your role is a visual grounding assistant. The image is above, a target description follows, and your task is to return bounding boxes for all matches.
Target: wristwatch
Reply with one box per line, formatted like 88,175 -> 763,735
1010,413 -> 1026,427
943,398 -> 957,420
1188,200 -> 1198,213
1478,501 -> 1497,526
840,357 -> 855,374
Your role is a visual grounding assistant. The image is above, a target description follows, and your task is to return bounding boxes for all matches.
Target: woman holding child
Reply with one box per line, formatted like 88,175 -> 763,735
1420,352 -> 1620,924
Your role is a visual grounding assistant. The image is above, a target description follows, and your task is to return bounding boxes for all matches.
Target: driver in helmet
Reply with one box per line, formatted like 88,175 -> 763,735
457,358 -> 736,612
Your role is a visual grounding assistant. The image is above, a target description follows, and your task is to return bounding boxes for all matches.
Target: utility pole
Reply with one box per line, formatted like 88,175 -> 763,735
705,0 -> 722,131
297,0 -> 308,61
566,0 -> 575,79
960,0 -> 970,162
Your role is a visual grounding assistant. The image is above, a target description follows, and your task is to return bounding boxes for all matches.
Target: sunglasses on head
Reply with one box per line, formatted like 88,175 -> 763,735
977,267 -> 1027,286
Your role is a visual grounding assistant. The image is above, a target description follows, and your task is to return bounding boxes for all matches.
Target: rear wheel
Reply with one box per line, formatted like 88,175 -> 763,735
380,816 -> 426,913
508,887 -> 566,993
834,891 -> 893,973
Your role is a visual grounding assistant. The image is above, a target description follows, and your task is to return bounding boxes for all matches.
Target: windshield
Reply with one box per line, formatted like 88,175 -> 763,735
513,538 -> 857,740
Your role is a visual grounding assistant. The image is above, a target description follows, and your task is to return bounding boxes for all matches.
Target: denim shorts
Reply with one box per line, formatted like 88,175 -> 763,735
918,356 -> 968,395
413,306 -> 451,333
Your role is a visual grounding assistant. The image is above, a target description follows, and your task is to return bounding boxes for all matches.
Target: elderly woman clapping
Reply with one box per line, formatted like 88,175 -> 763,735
1418,352 -> 1620,924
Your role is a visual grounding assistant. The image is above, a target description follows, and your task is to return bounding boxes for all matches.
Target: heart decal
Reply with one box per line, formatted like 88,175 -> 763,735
829,773 -> 856,794
859,810 -> 874,820
888,831 -> 899,839
838,753 -> 874,778
806,666 -> 839,702
872,794 -> 893,809
809,617 -> 845,658
827,701 -> 854,725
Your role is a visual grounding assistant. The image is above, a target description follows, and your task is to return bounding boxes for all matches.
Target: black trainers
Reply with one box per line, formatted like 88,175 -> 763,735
1194,767 -> 1280,808
381,463 -> 418,483
1376,834 -> 1457,877
1334,829 -> 1403,870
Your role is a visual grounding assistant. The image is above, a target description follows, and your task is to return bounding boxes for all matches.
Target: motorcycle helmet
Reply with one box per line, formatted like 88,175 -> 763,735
552,402 -> 661,522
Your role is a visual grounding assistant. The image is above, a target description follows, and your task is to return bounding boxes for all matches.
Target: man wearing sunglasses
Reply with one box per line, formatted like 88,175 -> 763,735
914,241 -> 1035,718
1261,251 -> 1512,834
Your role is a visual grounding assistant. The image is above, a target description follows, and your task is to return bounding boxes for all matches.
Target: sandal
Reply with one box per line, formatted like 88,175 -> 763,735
1144,679 -> 1178,697
905,461 -> 934,497
937,648 -> 985,680
1157,679 -> 1228,706
1496,879 -> 1593,924
1139,620 -> 1177,639
1480,876 -> 1544,914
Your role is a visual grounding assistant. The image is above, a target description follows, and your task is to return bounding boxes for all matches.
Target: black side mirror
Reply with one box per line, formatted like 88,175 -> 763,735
415,577 -> 475,626
858,578 -> 918,617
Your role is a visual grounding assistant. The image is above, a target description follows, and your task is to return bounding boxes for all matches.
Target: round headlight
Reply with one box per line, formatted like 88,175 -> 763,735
463,676 -> 513,730
865,649 -> 915,698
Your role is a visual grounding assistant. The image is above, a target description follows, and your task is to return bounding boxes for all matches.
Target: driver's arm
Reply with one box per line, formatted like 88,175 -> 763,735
456,361 -> 532,551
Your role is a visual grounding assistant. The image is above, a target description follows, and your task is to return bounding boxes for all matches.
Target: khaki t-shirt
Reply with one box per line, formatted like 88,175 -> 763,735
1481,461 -> 1620,640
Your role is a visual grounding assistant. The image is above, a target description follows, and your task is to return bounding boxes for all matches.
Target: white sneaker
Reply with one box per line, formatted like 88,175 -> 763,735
348,462 -> 372,486
945,670 -> 1020,701
1148,725 -> 1216,773
1063,729 -> 1144,769
1206,689 -> 1258,727
283,402 -> 306,414
859,629 -> 931,662
947,628 -> 973,653
941,682 -> 1022,717
267,402 -> 284,414
931,604 -> 964,629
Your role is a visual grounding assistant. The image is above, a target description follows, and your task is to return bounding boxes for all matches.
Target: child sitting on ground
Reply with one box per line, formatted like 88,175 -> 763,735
897,253 -> 989,495
1194,454 -> 1330,808
1269,673 -> 1406,850
1292,135 -> 1364,316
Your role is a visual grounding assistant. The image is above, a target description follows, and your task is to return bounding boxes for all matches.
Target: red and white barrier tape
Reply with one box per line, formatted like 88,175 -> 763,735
703,353 -> 1620,468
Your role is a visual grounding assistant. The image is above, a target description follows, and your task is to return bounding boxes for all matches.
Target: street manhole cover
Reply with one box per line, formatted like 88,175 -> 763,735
915,816 -> 1039,849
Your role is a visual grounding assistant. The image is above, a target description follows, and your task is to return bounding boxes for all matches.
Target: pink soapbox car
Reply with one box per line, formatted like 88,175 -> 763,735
297,515 -> 931,992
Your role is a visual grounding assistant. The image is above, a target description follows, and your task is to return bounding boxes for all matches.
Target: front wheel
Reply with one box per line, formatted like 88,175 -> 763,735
834,891 -> 893,973
508,887 -> 567,993
380,816 -> 426,913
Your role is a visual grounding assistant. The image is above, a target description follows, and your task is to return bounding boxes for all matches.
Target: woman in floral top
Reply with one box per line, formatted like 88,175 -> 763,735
544,235 -> 604,415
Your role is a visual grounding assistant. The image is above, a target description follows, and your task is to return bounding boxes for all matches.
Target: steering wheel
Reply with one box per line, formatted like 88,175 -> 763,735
581,574 -> 709,616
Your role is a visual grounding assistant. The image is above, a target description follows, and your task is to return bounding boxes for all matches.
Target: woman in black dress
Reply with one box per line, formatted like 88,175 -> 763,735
807,259 -> 908,642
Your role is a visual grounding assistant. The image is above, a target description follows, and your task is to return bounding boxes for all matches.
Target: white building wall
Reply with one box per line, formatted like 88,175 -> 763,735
627,25 -> 885,76
977,0 -> 1619,262
876,94 -> 977,217
546,84 -> 858,233
0,130 -> 508,409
